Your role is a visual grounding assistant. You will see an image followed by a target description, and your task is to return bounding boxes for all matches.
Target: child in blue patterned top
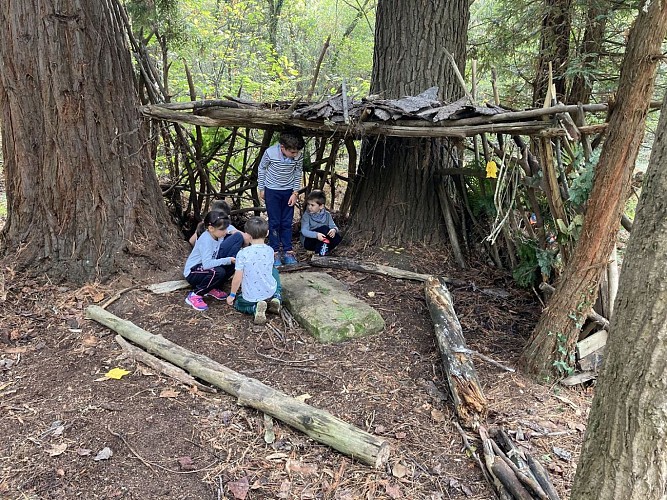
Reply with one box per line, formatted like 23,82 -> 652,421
226,216 -> 282,325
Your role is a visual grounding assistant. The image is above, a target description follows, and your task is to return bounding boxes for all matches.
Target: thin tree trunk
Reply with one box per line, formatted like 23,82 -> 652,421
520,0 -> 667,379
570,85 -> 667,500
533,0 -> 572,105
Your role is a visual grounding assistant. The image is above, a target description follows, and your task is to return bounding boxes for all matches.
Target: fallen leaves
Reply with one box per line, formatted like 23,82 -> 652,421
159,388 -> 180,398
46,443 -> 67,457
285,459 -> 318,475
177,456 -> 195,471
104,368 -> 130,380
227,476 -> 250,499
93,447 -> 113,461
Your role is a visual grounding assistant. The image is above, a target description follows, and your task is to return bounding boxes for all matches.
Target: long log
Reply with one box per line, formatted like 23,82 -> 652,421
140,105 -> 558,139
424,277 -> 487,428
85,305 -> 390,468
309,255 -> 443,283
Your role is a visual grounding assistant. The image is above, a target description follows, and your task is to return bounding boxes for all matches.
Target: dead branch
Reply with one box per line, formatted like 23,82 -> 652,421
87,305 -> 390,468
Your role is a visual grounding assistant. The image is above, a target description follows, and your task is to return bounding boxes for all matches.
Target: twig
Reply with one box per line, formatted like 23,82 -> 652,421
307,35 -> 331,101
453,421 -> 497,494
282,366 -> 336,383
453,347 -> 515,373
444,49 -> 474,103
107,426 -> 218,474
101,286 -> 139,309
253,347 -> 318,365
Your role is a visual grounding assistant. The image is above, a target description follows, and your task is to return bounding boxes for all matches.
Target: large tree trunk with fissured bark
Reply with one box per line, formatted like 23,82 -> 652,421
349,0 -> 469,246
520,0 -> 667,380
570,86 -> 667,500
0,0 -> 184,283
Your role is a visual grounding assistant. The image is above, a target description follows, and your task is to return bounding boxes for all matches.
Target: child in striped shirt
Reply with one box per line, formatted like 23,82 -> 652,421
258,129 -> 305,267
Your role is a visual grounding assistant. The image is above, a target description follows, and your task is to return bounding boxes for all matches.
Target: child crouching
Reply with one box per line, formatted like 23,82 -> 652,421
300,189 -> 342,255
226,216 -> 282,325
183,211 -> 240,311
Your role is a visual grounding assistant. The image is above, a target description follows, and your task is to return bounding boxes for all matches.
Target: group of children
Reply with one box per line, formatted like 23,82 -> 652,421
183,129 -> 341,323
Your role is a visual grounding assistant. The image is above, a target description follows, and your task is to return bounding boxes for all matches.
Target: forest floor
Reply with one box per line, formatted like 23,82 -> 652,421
0,235 -> 594,500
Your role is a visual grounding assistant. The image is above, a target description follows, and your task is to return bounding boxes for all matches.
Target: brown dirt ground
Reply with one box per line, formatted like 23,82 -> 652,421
0,240 -> 593,500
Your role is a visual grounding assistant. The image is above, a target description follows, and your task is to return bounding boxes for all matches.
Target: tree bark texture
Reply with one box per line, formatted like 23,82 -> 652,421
520,0 -> 667,380
570,87 -> 667,500
567,0 -> 608,105
86,305 -> 391,468
0,0 -> 183,282
533,0 -> 572,106
349,0 -> 469,245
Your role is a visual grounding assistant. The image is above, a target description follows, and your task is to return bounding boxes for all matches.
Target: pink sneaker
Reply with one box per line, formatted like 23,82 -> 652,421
206,289 -> 228,300
185,292 -> 208,311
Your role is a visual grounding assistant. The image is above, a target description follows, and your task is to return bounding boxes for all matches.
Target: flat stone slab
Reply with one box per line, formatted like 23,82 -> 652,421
281,272 -> 385,343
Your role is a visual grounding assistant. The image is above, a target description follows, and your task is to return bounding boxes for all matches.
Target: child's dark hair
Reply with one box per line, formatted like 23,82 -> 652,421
244,216 -> 269,239
306,189 -> 326,206
210,199 -> 230,215
279,128 -> 305,151
196,210 -> 230,238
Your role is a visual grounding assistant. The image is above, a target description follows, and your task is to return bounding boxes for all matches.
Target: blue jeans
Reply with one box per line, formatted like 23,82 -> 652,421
265,188 -> 294,253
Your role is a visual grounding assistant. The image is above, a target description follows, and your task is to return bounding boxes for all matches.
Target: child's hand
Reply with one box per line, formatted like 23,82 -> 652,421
230,257 -> 236,264
226,295 -> 235,306
288,192 -> 298,207
317,233 -> 325,241
327,228 -> 336,238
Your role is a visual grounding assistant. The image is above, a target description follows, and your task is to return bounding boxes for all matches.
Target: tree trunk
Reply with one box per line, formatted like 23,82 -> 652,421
567,0 -> 608,105
0,0 -> 183,283
349,0 -> 469,245
533,0 -> 572,106
570,86 -> 667,500
520,0 -> 667,380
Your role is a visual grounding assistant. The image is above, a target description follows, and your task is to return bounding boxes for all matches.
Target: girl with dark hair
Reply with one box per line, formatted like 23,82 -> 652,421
183,210 -> 243,311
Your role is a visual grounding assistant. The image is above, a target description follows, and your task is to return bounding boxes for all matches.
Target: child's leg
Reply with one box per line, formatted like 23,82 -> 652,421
327,231 -> 343,252
216,231 -> 243,259
303,237 -> 321,252
302,225 -> 329,253
264,188 -> 286,253
186,265 -> 228,296
272,268 -> 282,300
233,294 -> 257,315
280,194 -> 296,253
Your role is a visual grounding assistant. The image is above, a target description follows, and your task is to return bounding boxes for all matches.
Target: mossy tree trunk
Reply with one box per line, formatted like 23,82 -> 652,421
0,0 -> 183,283
349,0 -> 469,246
520,0 -> 667,380
570,86 -> 667,500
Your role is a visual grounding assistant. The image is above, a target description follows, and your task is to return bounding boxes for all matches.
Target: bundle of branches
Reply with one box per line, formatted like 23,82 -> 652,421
478,426 -> 561,500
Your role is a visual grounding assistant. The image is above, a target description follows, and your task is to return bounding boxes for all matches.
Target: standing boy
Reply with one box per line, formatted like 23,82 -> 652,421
226,216 -> 282,325
300,189 -> 342,255
258,128 -> 305,267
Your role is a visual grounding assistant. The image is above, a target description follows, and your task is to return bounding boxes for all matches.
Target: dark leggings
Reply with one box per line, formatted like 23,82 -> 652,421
302,225 -> 342,254
186,232 -> 244,296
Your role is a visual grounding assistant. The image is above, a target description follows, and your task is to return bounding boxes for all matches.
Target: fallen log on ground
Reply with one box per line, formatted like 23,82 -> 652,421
310,255 -> 456,284
424,277 -> 487,428
86,305 -> 390,468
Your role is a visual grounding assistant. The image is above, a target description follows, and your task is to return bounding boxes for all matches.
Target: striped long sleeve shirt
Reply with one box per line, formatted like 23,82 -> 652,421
257,143 -> 303,192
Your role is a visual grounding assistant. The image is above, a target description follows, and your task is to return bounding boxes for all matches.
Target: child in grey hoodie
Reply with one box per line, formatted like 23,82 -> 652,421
300,190 -> 342,256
